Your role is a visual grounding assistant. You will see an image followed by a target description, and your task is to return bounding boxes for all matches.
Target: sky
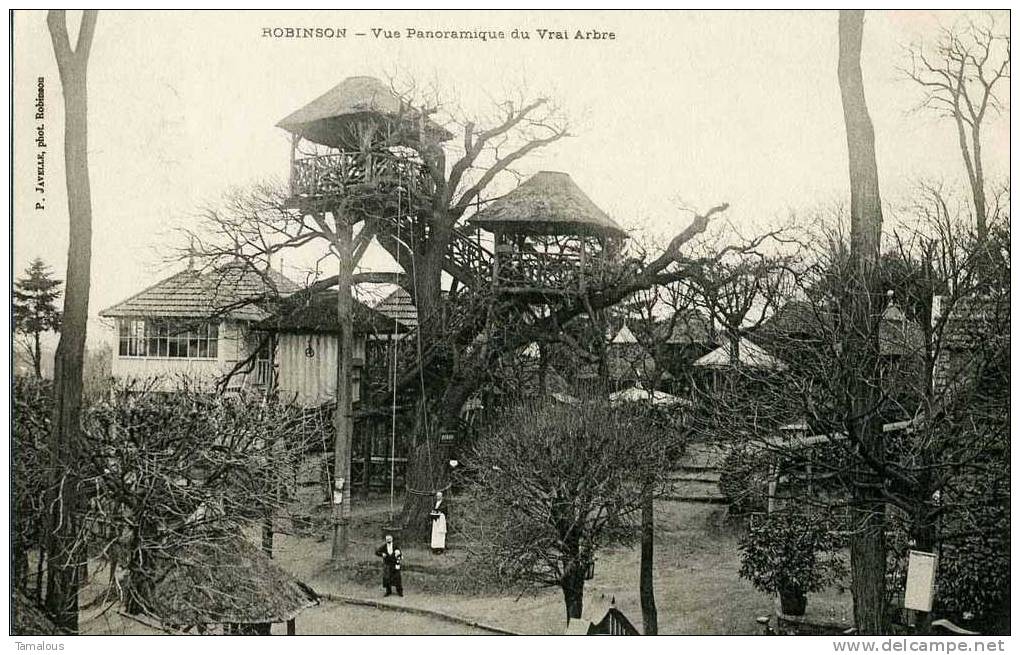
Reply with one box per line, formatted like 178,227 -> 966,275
11,10 -> 1009,348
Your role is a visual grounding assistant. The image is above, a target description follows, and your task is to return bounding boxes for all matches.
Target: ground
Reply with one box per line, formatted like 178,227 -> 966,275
266,492 -> 853,635
76,441 -> 853,635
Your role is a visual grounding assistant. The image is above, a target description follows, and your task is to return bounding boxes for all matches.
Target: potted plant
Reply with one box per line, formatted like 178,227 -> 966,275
738,511 -> 846,616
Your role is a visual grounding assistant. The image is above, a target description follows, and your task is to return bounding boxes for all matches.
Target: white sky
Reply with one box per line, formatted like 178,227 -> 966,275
11,10 -> 1009,346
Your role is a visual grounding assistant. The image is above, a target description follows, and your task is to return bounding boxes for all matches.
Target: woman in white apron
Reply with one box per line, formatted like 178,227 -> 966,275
430,491 -> 447,554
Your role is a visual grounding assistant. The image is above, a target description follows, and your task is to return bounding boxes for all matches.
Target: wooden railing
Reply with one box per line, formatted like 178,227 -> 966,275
496,249 -> 588,292
290,151 -> 433,200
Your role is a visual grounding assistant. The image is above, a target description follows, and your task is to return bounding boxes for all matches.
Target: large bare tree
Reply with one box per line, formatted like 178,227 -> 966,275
903,15 -> 1009,242
181,84 -> 736,540
44,9 -> 98,632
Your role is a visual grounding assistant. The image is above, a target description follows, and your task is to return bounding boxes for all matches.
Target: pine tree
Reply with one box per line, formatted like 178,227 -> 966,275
14,258 -> 63,378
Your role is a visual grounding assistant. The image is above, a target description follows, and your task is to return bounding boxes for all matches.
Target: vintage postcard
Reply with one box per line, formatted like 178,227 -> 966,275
9,9 -> 1010,642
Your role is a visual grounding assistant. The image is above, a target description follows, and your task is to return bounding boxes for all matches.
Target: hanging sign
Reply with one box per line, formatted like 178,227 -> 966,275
904,550 -> 938,612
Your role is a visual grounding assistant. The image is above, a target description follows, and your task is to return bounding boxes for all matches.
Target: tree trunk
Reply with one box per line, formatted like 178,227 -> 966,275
639,481 -> 658,635
562,567 -> 586,621
398,378 -> 474,541
332,214 -> 354,561
838,9 -> 888,635
262,516 -> 274,558
44,10 -> 98,633
969,122 -> 986,242
33,331 -> 42,378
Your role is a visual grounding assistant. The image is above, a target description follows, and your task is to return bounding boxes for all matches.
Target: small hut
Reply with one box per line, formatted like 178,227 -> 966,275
470,171 -> 627,296
606,323 -> 657,387
139,535 -> 318,635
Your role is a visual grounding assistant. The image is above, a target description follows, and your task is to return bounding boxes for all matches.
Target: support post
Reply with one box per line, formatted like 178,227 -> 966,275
767,463 -> 779,514
332,212 -> 355,563
287,618 -> 296,636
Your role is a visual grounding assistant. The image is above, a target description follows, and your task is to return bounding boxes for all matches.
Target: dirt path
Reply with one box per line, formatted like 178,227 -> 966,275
294,601 -> 497,635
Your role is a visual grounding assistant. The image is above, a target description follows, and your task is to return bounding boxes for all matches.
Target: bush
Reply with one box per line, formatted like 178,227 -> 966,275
12,377 -> 52,591
738,510 -> 846,600
936,474 -> 1010,632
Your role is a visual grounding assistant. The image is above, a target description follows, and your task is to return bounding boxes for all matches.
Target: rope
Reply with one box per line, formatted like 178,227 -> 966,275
388,180 -> 402,522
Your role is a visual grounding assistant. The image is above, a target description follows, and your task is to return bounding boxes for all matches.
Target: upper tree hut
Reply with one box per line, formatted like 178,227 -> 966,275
469,171 -> 628,296
277,76 -> 452,214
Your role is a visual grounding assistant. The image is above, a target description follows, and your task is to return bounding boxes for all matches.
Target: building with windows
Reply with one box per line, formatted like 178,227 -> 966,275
99,262 -> 300,392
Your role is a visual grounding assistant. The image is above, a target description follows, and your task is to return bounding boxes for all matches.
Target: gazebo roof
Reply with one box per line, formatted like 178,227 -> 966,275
693,337 -> 787,370
277,76 -> 453,147
610,323 -> 639,345
469,171 -> 628,238
142,534 -> 318,626
610,384 -> 688,407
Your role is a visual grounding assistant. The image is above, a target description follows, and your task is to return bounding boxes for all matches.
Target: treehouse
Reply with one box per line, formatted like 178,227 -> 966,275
277,75 -> 453,213
469,171 -> 627,296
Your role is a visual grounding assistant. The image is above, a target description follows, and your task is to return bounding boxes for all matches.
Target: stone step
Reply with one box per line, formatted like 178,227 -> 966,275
670,473 -> 720,484
661,494 -> 729,505
669,479 -> 723,499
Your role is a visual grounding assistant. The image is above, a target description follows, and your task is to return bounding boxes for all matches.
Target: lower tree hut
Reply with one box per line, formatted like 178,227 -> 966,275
138,535 -> 318,635
256,287 -> 416,495
469,171 -> 628,297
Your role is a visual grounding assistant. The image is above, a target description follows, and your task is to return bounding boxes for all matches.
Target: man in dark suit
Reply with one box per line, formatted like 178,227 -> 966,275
374,534 -> 403,597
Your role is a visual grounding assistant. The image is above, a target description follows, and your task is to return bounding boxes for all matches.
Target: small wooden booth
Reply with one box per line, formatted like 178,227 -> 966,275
564,598 -> 641,636
469,171 -> 627,297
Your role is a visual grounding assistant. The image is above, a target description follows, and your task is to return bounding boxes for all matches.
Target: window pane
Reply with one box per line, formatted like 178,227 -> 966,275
119,339 -> 128,356
208,336 -> 218,359
197,339 -> 208,358
209,323 -> 219,339
168,338 -> 180,358
119,321 -> 128,337
147,337 -> 158,357
159,338 -> 168,357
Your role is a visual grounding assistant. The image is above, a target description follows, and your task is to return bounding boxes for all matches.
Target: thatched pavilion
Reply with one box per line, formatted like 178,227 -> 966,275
138,535 -> 318,635
469,171 -> 628,296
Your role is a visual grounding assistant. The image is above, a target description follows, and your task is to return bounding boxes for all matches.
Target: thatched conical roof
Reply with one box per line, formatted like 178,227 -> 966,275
470,171 -> 627,238
141,534 -> 318,626
277,76 -> 453,147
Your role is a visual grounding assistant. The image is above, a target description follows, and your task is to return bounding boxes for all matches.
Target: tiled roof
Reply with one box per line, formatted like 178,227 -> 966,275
355,283 -> 418,327
99,264 -> 300,321
256,289 -> 400,335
